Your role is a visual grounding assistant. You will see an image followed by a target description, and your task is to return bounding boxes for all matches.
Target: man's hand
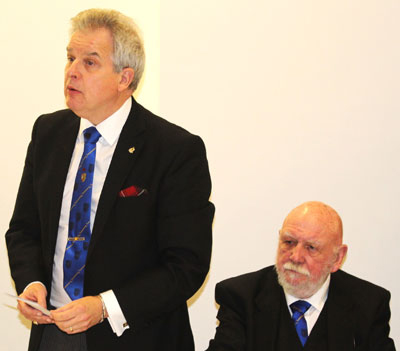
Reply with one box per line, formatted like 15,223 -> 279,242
51,296 -> 103,334
18,283 -> 53,325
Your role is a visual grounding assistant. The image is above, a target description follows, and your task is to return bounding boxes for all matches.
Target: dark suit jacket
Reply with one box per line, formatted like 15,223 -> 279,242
6,97 -> 215,351
207,266 -> 395,351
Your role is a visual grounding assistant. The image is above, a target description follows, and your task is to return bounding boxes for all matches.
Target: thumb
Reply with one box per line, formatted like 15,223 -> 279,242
24,284 -> 48,308
36,290 -> 48,309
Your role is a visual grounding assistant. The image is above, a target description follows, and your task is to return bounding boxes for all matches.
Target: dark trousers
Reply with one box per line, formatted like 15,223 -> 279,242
38,324 -> 87,351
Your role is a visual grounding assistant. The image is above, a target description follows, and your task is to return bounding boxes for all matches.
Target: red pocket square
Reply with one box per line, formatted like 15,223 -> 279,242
118,185 -> 147,197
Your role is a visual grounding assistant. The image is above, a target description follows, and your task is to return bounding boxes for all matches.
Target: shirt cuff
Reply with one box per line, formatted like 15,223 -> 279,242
100,290 -> 130,337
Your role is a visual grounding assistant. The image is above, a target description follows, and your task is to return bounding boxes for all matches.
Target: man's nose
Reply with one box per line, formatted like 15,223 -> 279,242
289,244 -> 305,263
66,60 -> 81,79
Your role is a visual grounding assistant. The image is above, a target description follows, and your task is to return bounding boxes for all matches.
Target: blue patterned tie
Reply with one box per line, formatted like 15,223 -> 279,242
63,127 -> 101,300
290,300 -> 311,347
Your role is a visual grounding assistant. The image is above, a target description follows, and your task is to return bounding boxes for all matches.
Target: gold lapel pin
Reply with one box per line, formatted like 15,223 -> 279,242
128,147 -> 135,154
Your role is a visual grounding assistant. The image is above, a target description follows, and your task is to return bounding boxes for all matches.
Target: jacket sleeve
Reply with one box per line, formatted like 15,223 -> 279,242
365,289 -> 396,351
111,133 -> 215,329
5,117 -> 47,294
206,282 -> 247,351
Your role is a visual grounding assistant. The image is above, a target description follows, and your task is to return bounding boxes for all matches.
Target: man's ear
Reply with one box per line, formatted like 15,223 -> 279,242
118,68 -> 135,91
330,244 -> 348,273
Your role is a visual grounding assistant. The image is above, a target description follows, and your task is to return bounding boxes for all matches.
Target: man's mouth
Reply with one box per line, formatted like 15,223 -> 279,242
67,85 -> 81,93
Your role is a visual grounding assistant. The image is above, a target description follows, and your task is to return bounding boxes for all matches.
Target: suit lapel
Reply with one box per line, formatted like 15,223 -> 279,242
254,269 -> 283,350
326,272 -> 356,351
87,98 -> 146,259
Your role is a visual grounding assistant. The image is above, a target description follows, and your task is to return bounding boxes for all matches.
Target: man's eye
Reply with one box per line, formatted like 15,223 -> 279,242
67,57 -> 74,62
86,60 -> 95,66
307,245 -> 316,251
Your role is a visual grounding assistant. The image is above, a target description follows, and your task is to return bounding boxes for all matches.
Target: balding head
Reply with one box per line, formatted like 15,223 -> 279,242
282,201 -> 343,247
276,201 -> 347,299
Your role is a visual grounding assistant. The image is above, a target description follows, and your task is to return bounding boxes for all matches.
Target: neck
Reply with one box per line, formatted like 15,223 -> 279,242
81,93 -> 132,125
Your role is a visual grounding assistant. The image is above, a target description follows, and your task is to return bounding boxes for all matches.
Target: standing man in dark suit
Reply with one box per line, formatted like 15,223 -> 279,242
207,201 -> 395,350
6,8 -> 214,351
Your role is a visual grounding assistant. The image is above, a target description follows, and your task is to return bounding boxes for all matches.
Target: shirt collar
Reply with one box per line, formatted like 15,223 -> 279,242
78,97 -> 132,146
285,274 -> 330,313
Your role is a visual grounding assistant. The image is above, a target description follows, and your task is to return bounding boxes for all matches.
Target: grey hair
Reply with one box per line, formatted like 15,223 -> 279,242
70,8 -> 145,91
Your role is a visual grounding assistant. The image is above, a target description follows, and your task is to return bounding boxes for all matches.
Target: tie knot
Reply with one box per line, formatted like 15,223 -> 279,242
290,300 -> 311,315
83,127 -> 101,144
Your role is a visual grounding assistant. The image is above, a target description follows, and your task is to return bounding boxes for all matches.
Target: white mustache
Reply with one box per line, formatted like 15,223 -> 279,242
283,262 -> 310,277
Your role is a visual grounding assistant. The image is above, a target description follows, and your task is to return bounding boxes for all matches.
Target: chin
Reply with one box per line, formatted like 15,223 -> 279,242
280,279 -> 315,299
65,100 -> 81,115
277,268 -> 318,298
65,98 -> 74,109
285,270 -> 307,283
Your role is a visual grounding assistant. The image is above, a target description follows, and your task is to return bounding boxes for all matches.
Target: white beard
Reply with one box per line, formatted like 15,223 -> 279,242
275,262 -> 331,299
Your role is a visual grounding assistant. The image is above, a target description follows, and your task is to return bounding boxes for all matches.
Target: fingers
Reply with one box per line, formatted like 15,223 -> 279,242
51,296 -> 103,334
18,284 -> 53,324
18,301 -> 53,324
35,290 -> 48,310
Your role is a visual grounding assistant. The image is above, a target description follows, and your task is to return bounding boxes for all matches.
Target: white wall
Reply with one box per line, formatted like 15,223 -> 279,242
160,1 -> 399,349
0,1 -> 159,350
1,1 -> 399,350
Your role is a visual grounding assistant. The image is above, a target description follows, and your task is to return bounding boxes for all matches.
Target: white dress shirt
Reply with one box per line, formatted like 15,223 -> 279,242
49,97 -> 132,336
284,274 -> 330,335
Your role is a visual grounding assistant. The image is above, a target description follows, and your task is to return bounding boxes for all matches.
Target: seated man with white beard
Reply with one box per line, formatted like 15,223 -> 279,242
206,201 -> 396,351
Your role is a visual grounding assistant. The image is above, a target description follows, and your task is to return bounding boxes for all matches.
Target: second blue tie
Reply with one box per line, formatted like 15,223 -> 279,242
290,300 -> 311,347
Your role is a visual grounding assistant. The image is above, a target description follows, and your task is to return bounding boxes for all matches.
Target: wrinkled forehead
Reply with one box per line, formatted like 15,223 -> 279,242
279,226 -> 325,248
281,203 -> 343,244
66,28 -> 114,58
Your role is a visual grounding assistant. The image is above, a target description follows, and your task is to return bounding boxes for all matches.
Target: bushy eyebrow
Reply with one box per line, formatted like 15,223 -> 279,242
304,240 -> 321,247
280,231 -> 295,239
280,231 -> 322,247
279,232 -> 296,242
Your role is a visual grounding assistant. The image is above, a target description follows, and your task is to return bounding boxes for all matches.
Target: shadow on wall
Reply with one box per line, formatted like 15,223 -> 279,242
187,272 -> 210,308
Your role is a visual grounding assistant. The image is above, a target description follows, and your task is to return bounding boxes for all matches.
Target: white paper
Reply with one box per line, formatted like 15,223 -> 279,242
6,293 -> 51,316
